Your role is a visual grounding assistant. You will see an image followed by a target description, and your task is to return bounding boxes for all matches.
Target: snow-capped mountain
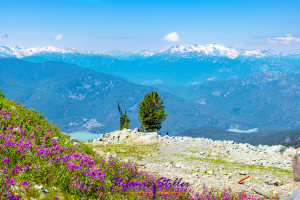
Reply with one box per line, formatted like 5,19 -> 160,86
157,43 -> 261,59
0,46 -> 74,58
1,44 -> 299,59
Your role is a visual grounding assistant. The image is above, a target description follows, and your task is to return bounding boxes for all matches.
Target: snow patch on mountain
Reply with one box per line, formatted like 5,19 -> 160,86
67,91 -> 86,100
0,44 -> 299,59
82,119 -> 104,129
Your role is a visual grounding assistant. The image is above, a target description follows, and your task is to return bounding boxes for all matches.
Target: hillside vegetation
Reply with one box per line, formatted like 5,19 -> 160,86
0,90 -> 182,199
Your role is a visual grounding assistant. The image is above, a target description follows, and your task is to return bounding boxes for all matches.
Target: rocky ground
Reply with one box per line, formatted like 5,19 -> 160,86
88,128 -> 300,199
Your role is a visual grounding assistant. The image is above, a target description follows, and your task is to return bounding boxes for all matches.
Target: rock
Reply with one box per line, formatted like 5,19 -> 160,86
33,185 -> 49,193
94,129 -> 160,145
239,171 -> 248,175
42,189 -> 49,193
266,145 -> 285,154
175,163 -> 181,168
206,170 -> 214,175
52,187 -> 58,191
70,137 -> 77,142
187,179 -> 195,185
226,173 -> 233,179
165,162 -> 171,167
135,132 -> 159,144
283,148 -> 296,158
33,185 -> 43,190
263,178 -> 283,186
53,137 -> 59,140
273,179 -> 284,186
132,128 -> 139,133
119,131 -> 130,142
256,160 -> 267,166
162,135 -> 170,139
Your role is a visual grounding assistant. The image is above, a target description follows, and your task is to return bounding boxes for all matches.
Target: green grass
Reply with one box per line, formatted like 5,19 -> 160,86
174,153 -> 292,179
94,143 -> 160,157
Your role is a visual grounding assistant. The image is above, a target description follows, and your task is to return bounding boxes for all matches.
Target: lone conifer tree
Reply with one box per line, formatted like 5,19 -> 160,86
138,91 -> 167,132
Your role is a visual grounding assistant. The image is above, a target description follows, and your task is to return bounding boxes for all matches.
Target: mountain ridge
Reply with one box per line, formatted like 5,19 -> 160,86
1,44 -> 300,60
0,58 -> 299,135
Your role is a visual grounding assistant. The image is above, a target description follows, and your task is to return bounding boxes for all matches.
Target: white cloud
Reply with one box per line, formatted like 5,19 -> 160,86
54,34 -> 63,40
267,34 -> 300,45
164,32 -> 180,42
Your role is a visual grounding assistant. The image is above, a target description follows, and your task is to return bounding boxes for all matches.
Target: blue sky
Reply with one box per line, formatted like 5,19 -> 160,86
0,0 -> 300,51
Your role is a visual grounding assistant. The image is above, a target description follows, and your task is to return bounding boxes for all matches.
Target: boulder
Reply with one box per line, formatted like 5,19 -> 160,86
93,129 -> 160,145
134,132 -> 159,144
283,148 -> 296,158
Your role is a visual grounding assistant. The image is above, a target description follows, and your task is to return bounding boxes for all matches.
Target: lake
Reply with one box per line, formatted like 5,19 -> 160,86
69,131 -> 102,142
227,128 -> 258,133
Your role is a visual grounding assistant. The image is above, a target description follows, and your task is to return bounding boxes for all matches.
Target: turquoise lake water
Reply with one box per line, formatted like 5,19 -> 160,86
227,128 -> 258,133
69,131 -> 102,142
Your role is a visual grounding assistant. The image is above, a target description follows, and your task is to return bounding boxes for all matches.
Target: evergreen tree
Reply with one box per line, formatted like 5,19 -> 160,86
138,91 -> 167,132
119,112 -> 125,130
123,109 -> 130,129
117,101 -> 130,130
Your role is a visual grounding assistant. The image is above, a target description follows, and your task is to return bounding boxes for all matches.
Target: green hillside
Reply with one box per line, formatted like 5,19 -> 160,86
0,90 -> 182,199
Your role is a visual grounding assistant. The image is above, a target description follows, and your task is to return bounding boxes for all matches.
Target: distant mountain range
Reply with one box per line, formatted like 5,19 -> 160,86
1,45 -> 299,87
0,58 -> 235,134
1,44 -> 300,59
9,44 -> 298,86
0,44 -> 299,143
